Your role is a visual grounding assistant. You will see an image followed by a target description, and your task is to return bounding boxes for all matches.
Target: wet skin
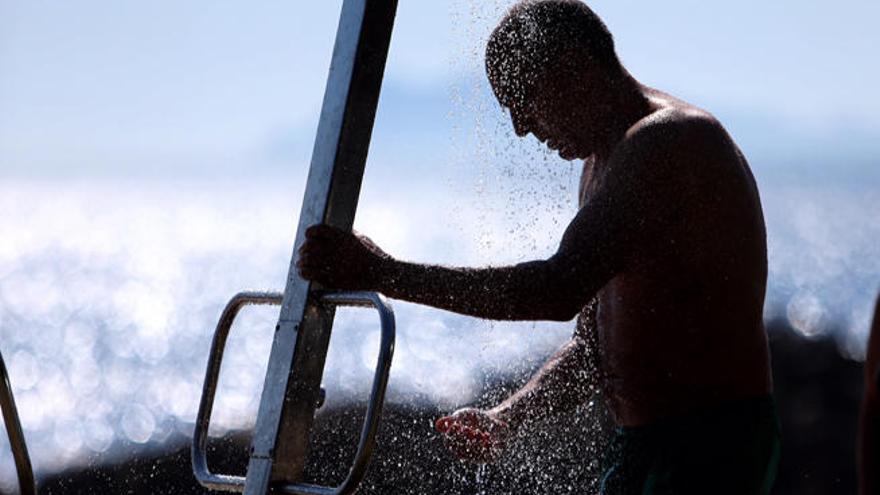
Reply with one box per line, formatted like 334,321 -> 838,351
297,75 -> 772,461
574,91 -> 772,426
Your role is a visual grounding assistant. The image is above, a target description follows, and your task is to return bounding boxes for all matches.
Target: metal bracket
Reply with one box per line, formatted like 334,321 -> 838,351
193,291 -> 395,495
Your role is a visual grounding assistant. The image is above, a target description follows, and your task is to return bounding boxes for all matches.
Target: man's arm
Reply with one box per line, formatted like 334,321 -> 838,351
298,225 -> 612,321
434,336 -> 595,463
298,221 -> 619,321
436,303 -> 599,463
375,255 -> 608,322
298,117 -> 685,321
490,329 -> 597,430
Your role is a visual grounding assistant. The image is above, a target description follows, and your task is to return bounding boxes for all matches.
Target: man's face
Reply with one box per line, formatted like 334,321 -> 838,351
500,65 -> 609,161
507,92 -> 584,161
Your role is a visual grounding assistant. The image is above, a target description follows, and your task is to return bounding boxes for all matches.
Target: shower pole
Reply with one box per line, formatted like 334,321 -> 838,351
192,1 -> 399,494
245,0 -> 397,492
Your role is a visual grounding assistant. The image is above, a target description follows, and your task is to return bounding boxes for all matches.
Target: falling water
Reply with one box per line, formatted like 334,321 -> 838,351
443,1 -> 607,492
0,2 -> 878,493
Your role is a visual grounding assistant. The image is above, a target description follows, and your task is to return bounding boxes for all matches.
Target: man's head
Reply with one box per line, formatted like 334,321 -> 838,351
486,0 -> 625,159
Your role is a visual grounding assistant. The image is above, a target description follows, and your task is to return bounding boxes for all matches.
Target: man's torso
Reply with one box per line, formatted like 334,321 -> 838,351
577,91 -> 772,426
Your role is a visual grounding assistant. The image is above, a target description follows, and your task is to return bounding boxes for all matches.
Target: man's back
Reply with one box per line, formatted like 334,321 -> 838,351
585,90 -> 772,426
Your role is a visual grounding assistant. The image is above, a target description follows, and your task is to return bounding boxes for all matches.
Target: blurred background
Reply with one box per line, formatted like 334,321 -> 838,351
0,1 -> 878,493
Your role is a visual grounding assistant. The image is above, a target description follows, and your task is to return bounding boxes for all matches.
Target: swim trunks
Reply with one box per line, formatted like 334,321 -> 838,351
599,395 -> 781,495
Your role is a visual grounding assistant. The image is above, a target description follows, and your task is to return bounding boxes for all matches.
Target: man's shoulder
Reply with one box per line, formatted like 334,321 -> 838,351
600,105 -> 740,198
625,106 -> 728,154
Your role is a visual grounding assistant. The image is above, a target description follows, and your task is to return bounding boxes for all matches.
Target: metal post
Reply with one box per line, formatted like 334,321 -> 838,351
0,352 -> 36,495
243,1 -> 397,493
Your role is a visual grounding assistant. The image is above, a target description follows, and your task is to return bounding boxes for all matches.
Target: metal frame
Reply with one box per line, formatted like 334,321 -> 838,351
193,0 -> 398,492
0,351 -> 36,495
193,291 -> 395,495
243,1 -> 397,493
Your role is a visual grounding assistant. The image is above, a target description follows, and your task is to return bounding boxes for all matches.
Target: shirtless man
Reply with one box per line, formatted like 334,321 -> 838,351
298,1 -> 780,493
859,294 -> 880,495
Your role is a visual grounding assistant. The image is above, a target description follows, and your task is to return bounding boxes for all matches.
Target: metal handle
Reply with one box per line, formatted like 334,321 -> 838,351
0,351 -> 36,495
193,291 -> 285,492
280,291 -> 395,495
193,291 -> 396,495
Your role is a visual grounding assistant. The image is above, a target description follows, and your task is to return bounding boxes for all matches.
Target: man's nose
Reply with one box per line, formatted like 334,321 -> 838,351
511,116 -> 530,137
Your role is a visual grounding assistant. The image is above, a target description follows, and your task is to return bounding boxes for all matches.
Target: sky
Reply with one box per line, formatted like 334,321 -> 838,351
1,0 -> 879,182
0,0 -> 879,485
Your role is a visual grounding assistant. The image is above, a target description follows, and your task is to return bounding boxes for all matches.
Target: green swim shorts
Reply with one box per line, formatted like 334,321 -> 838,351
599,395 -> 781,495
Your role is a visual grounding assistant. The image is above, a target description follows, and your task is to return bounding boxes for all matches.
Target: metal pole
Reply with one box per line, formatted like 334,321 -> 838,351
243,1 -> 397,493
0,352 -> 36,495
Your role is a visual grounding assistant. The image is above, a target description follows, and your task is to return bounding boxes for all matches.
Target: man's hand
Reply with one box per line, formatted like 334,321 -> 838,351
435,408 -> 511,464
296,224 -> 390,290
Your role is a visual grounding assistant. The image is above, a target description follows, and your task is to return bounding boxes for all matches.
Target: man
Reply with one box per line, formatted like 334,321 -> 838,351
859,293 -> 880,495
298,1 -> 780,493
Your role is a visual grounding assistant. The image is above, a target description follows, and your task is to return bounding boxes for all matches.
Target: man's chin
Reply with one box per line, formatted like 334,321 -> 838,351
558,147 -> 586,161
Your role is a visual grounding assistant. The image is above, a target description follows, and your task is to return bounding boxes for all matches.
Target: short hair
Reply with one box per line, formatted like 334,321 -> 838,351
485,0 -> 622,108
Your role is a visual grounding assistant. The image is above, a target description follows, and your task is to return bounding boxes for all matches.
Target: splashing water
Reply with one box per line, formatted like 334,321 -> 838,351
0,2 -> 878,491
0,130 -> 877,492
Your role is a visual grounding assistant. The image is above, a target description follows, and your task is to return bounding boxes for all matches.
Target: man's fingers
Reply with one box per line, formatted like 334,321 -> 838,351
454,410 -> 489,429
460,425 -> 490,441
298,267 -> 322,282
435,417 -> 452,433
437,417 -> 470,436
438,421 -> 493,444
296,254 -> 321,273
305,224 -> 330,238
436,415 -> 476,431
458,412 -> 483,428
297,253 -> 334,282
298,240 -> 334,268
299,239 -> 325,256
306,224 -> 346,240
436,409 -> 508,463
436,408 -> 495,436
445,434 -> 492,463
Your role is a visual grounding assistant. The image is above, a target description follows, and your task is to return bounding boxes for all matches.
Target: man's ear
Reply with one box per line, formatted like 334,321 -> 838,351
554,47 -> 588,75
545,47 -> 596,98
